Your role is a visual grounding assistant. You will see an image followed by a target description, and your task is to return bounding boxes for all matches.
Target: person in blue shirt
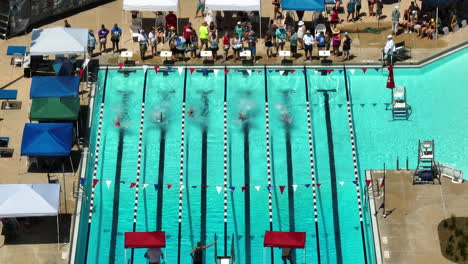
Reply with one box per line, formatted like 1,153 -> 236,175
111,24 -> 122,53
98,24 -> 109,53
315,31 -> 326,50
275,24 -> 287,56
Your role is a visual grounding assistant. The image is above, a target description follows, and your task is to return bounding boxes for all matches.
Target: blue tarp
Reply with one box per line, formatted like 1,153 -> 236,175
0,90 -> 18,99
422,0 -> 458,8
21,123 -> 73,156
30,76 -> 80,98
282,0 -> 325,11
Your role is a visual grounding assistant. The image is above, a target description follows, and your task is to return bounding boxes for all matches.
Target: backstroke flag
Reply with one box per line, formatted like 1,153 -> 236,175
386,65 -> 395,89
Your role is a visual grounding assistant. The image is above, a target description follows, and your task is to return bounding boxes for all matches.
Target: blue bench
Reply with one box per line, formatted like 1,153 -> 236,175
6,46 -> 27,55
0,90 -> 18,100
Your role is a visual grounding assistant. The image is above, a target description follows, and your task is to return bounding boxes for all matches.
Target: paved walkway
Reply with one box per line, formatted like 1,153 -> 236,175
370,170 -> 468,264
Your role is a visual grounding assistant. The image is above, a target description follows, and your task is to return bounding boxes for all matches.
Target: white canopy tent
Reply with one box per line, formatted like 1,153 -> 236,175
30,27 -> 88,55
204,0 -> 261,11
122,0 -> 178,11
0,184 -> 61,248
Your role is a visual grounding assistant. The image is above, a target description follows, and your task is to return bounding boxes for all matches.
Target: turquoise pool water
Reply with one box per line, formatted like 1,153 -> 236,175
76,48 -> 468,264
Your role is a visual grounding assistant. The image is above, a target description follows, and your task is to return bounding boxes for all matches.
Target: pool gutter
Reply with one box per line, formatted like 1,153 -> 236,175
367,170 -> 383,264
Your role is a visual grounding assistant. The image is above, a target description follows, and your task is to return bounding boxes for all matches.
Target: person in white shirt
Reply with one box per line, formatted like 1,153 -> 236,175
148,27 -> 157,56
145,248 -> 164,264
303,30 -> 314,60
383,35 -> 395,65
138,29 -> 149,60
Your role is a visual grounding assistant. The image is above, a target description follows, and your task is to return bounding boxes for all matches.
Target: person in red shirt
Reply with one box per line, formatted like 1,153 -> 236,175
165,11 -> 178,30
183,22 -> 193,45
222,31 -> 230,62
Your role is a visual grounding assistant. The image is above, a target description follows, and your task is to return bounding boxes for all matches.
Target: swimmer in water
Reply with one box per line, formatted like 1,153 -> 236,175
188,107 -> 195,117
114,114 -> 121,128
238,111 -> 248,121
275,103 -> 292,124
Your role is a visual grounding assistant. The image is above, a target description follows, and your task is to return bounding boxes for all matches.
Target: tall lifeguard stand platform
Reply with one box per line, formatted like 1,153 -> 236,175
414,140 -> 440,184
391,86 -> 410,120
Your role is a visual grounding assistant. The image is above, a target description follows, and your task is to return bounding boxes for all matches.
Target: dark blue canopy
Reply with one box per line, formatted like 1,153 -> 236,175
30,76 -> 80,98
282,0 -> 325,11
21,123 -> 73,156
422,0 -> 458,7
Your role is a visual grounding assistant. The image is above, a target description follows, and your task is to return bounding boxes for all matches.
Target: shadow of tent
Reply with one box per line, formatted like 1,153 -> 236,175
2,214 -> 71,244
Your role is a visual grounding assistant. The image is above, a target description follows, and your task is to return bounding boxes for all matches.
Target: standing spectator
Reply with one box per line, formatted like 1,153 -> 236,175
196,0 -> 206,18
111,24 -> 122,53
289,27 -> 298,58
98,24 -> 109,53
450,14 -> 458,32
264,33 -> 273,58
88,30 -> 96,57
222,31 -> 230,62
154,12 -> 165,28
303,30 -> 314,60
148,27 -> 157,56
209,21 -> 217,38
275,24 -> 287,55
376,0 -> 383,17
391,6 -> 400,35
174,33 -> 186,61
199,22 -> 209,50
325,31 -> 331,50
210,33 -> 219,61
297,21 -> 305,50
215,11 -> 223,28
334,0 -> 341,10
408,1 -> 420,15
165,11 -> 178,30
156,24 -> 165,45
64,20 -> 71,28
272,0 -> 282,19
368,0 -> 375,17
183,22 -> 193,45
330,8 -> 340,28
355,0 -> 362,19
342,32 -> 352,61
247,30 -> 258,63
331,28 -> 341,56
315,31 -> 326,51
189,31 -> 199,58
168,26 -> 176,47
232,34 -> 244,61
235,22 -> 243,37
138,29 -> 149,60
347,0 -> 356,22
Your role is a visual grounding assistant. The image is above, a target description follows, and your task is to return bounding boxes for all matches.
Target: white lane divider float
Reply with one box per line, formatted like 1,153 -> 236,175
305,102 -> 319,223
88,102 -> 105,223
177,102 -> 187,223
132,101 -> 146,223
223,102 -> 229,223
264,102 -> 273,224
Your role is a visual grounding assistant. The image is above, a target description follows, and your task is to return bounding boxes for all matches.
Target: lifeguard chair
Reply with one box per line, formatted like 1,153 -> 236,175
391,86 -> 410,120
414,140 -> 440,184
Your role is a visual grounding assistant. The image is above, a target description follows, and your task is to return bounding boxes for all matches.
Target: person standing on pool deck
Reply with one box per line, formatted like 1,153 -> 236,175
111,24 -> 122,53
98,24 -> 109,53
190,241 -> 216,264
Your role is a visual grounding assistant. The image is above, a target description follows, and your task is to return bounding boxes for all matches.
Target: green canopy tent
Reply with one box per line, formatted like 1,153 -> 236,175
30,97 -> 80,121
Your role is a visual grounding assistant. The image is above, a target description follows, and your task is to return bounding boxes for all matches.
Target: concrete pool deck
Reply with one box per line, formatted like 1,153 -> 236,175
0,0 -> 467,263
369,170 -> 468,264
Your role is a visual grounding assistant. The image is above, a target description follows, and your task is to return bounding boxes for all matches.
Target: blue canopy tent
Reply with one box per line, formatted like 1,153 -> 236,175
281,0 -> 325,11
422,0 -> 459,39
21,123 -> 75,173
30,76 -> 80,98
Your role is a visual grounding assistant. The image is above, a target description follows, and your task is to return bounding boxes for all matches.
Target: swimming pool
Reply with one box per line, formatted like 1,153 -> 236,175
75,47 -> 468,264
